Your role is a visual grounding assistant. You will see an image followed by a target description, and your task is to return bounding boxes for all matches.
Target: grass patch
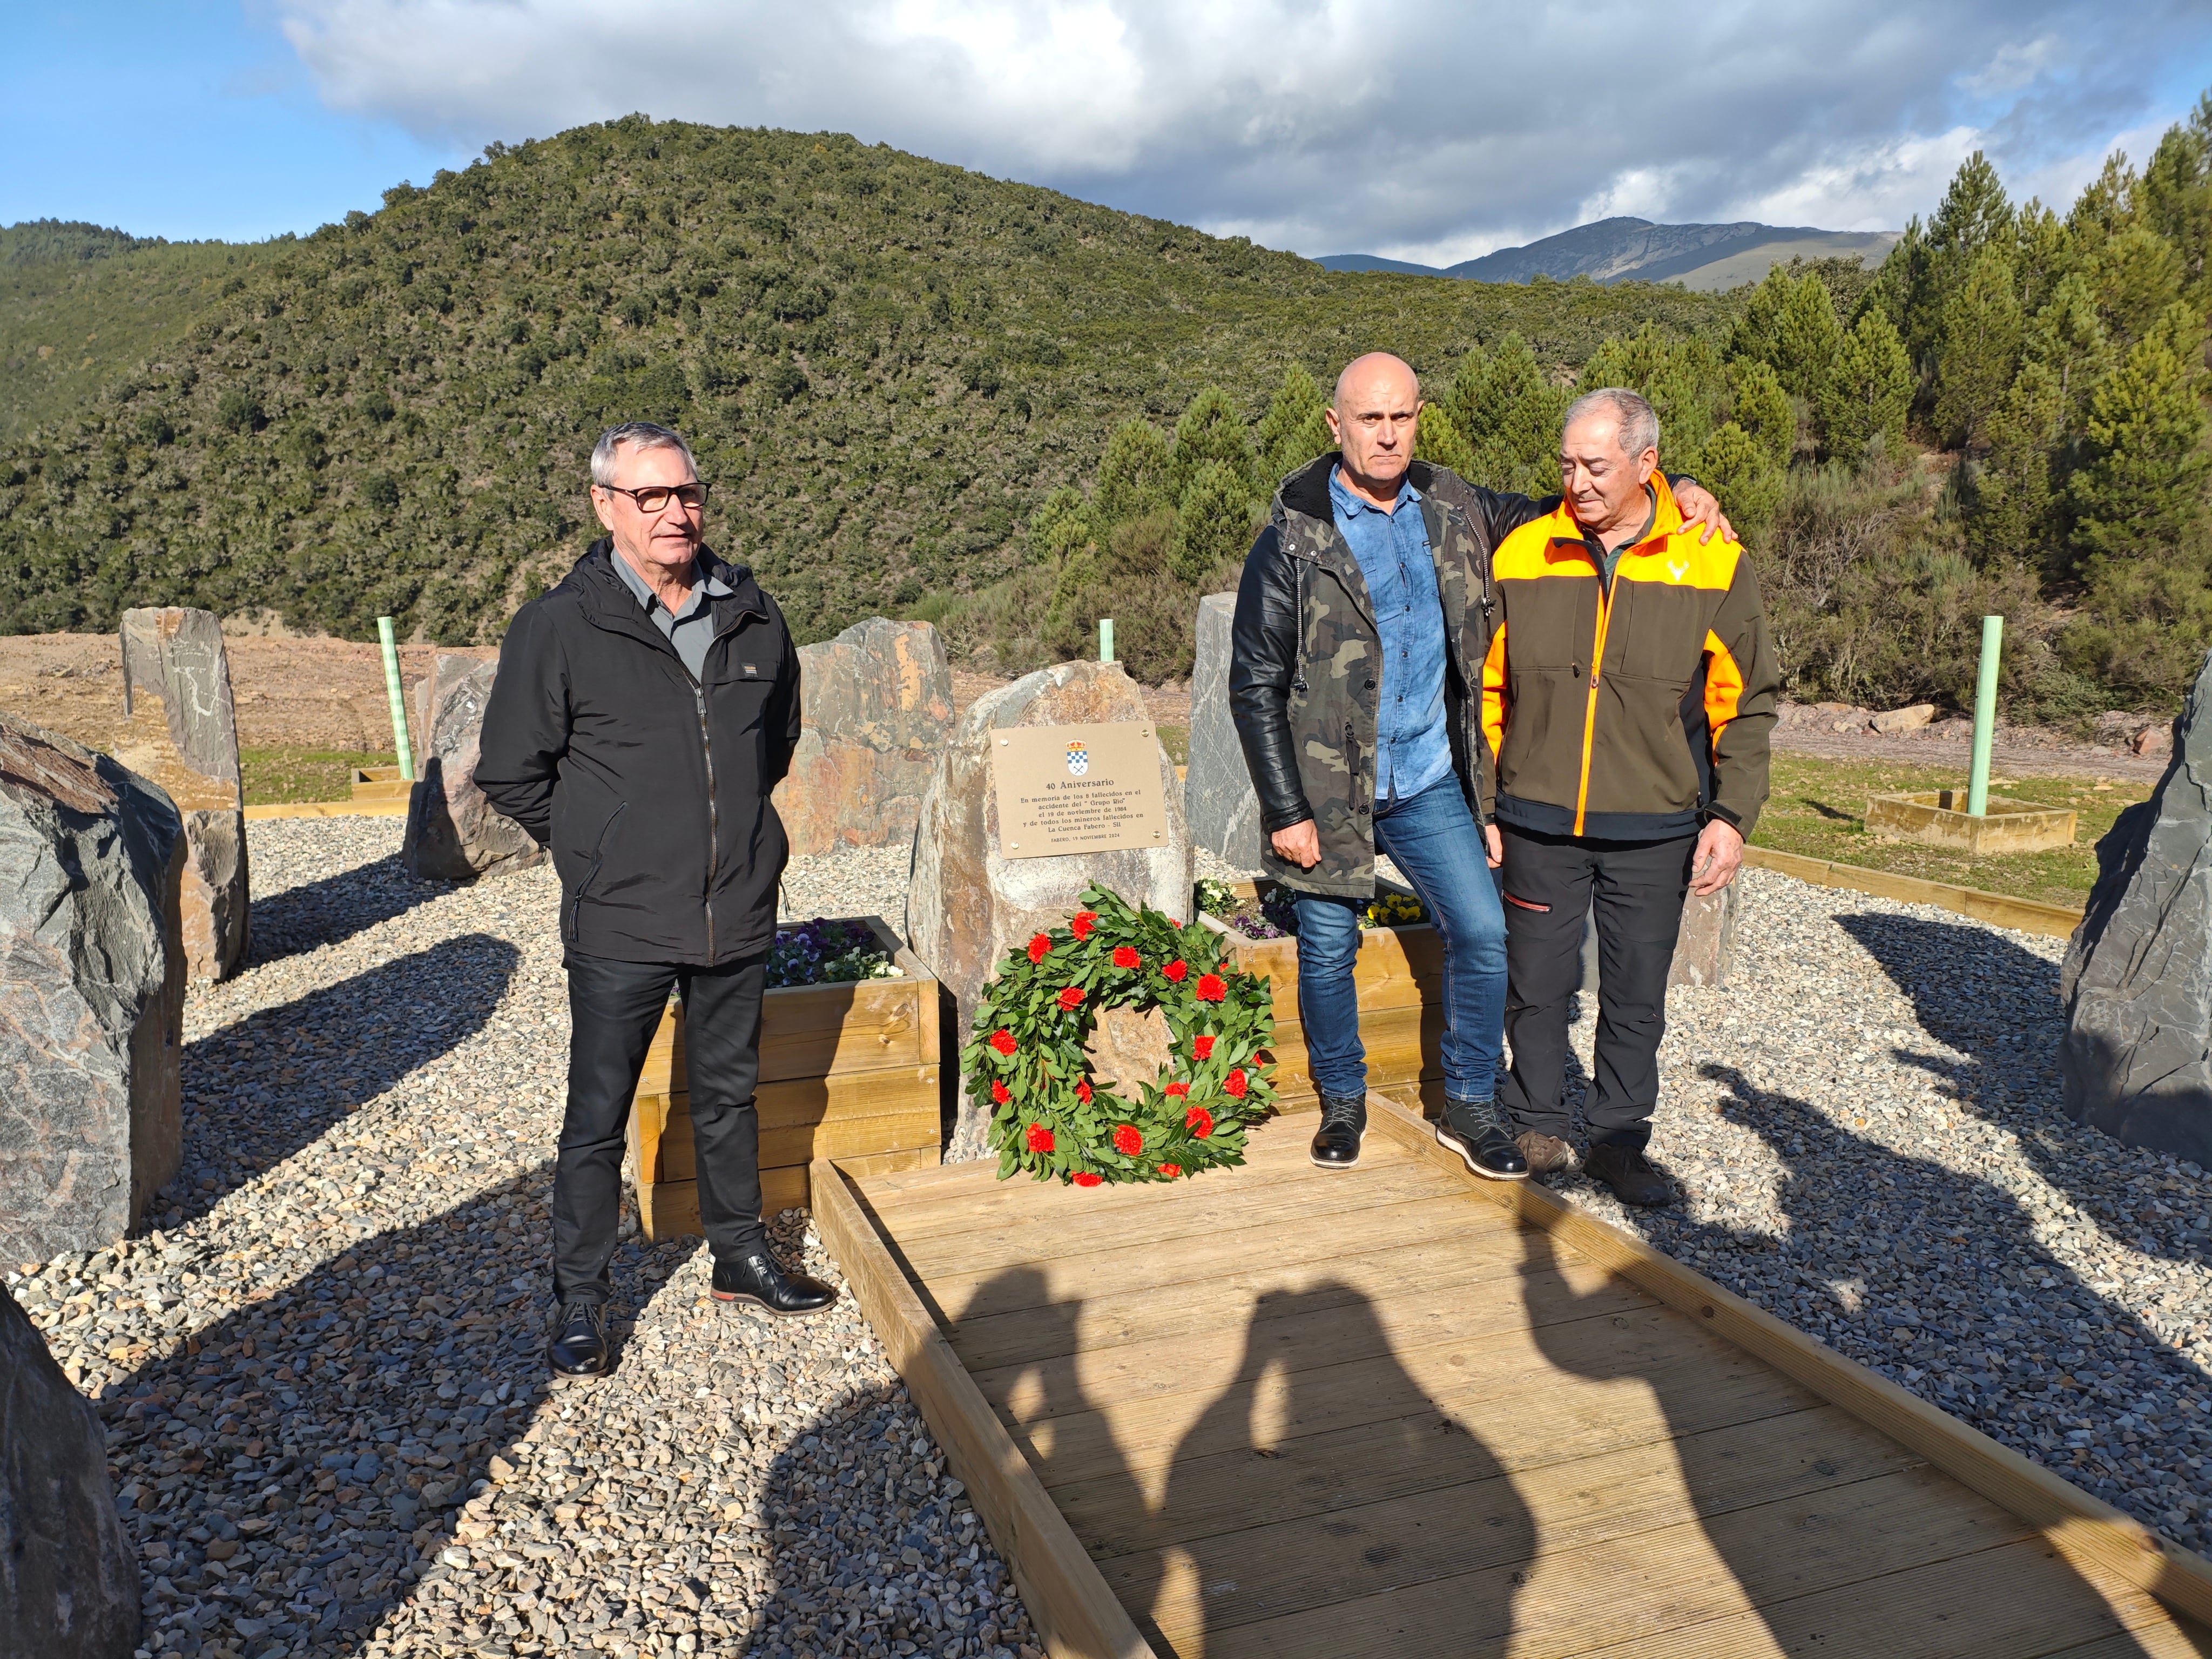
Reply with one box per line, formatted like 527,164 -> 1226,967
241,747 -> 395,807
1157,723 -> 1190,766
1751,752 -> 2151,909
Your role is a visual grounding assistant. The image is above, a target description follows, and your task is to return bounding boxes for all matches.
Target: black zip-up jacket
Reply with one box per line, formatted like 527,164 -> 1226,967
476,539 -> 801,965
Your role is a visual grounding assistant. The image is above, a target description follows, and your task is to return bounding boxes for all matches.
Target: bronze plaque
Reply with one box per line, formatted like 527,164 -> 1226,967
989,721 -> 1169,859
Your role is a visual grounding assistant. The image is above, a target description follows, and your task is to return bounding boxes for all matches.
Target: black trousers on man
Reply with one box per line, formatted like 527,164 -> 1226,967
554,950 -> 770,1306
1496,826 -> 1697,1152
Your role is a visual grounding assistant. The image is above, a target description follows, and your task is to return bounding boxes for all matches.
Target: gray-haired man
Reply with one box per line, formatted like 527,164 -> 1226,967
478,422 -> 834,1379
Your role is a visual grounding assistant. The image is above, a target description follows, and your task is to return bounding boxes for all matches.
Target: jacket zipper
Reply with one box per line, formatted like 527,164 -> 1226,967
1575,569 -> 1614,836
695,683 -> 719,961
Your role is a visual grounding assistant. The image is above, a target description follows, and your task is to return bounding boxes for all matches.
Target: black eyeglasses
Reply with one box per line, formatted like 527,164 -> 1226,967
599,482 -> 707,515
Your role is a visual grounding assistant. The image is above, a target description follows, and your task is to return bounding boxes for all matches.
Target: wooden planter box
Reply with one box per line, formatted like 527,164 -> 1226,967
1197,878 -> 1444,1117
350,764 -> 410,802
624,917 -> 942,1239
1864,790 -> 2077,854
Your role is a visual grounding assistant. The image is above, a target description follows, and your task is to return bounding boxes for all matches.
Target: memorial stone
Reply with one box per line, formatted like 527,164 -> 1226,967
908,659 -> 1192,1159
774,617 -> 955,858
113,606 -> 247,980
0,712 -> 185,1262
0,1290 -> 141,1658
403,656 -> 545,882
2062,650 -> 2212,1165
1184,591 -> 1264,869
1669,883 -> 1738,989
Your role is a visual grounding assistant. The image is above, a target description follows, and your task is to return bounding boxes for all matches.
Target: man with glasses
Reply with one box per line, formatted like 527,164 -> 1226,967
479,421 -> 834,1380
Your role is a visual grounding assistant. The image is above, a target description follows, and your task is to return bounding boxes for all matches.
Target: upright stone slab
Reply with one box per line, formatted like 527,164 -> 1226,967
773,618 -> 955,859
908,659 -> 1193,1159
0,712 -> 185,1263
1,1290 -> 141,1658
1669,883 -> 1738,989
113,606 -> 247,980
2062,650 -> 2212,1165
1184,592 -> 1264,870
403,656 -> 545,882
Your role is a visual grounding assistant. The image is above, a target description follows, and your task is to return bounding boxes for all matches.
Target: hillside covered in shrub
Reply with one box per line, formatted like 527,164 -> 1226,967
0,117 -> 1730,648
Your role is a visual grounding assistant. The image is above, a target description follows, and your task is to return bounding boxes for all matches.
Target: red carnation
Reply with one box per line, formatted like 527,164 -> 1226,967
1196,973 -> 1227,1003
1112,945 -> 1141,970
1026,1123 -> 1054,1153
1028,933 -> 1053,965
1112,1124 -> 1143,1156
1157,1163 -> 1182,1177
1224,1068 -> 1248,1099
1192,1035 -> 1216,1060
1070,911 -> 1098,940
1162,960 -> 1189,983
1056,985 -> 1084,1011
1071,1172 -> 1103,1188
1164,1082 -> 1190,1100
992,1080 -> 1011,1105
1076,1078 -> 1092,1104
1185,1105 -> 1215,1137
990,1029 -> 1017,1057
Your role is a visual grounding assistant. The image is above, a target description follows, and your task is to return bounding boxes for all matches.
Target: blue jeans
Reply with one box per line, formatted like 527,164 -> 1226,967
1290,778 -> 1507,1106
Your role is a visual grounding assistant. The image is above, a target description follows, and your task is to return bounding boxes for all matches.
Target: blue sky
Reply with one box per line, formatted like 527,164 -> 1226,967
5,2 -> 2210,262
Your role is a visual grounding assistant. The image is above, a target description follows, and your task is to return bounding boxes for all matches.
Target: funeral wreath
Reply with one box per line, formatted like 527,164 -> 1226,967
965,883 -> 1277,1185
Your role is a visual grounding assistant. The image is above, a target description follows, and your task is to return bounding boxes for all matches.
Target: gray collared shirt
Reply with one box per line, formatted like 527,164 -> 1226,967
611,551 -> 730,682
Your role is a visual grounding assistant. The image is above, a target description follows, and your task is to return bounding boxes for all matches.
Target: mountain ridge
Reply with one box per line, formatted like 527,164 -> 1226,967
1316,215 -> 1898,291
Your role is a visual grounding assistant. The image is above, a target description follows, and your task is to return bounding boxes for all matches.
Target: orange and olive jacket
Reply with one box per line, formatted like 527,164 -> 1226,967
1480,474 -> 1779,841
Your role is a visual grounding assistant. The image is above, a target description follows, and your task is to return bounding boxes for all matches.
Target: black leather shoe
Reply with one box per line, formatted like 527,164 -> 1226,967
1435,1098 -> 1529,1181
1585,1142 -> 1673,1206
547,1300 -> 609,1378
1309,1093 -> 1367,1169
712,1250 -> 837,1317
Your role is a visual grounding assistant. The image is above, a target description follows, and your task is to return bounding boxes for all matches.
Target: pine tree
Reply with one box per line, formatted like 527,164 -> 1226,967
1446,336 -> 1567,496
1024,486 -> 1094,566
1170,460 -> 1260,585
2065,154 -> 2141,263
1254,365 -> 1331,483
1965,360 -> 2062,566
1577,323 -> 1727,474
1412,400 -> 1476,480
1169,384 -> 1258,501
1929,151 -> 2016,267
1815,306 -> 1913,460
2140,112 -> 2212,304
1094,419 -> 1172,525
1695,422 -> 1781,548
2068,308 -> 2211,562
2012,200 -> 2073,315
2020,272 -> 2114,430
1729,358 -> 1796,468
1933,244 -> 2024,447
2083,224 -> 2186,348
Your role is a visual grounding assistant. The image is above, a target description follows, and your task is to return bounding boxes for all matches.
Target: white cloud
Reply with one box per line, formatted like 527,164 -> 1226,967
273,0 -> 2212,255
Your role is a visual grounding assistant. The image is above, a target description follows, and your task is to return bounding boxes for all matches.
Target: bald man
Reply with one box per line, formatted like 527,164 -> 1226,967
1229,353 -> 1732,1179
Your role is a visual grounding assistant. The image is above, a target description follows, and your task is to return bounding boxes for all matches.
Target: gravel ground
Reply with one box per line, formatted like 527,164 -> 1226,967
6,820 -> 1039,1659
1547,866 -> 2212,1555
12,820 -> 2209,1659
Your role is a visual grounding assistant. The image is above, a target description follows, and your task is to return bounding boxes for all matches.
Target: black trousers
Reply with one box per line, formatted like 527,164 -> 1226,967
1496,826 -> 1697,1151
554,950 -> 770,1305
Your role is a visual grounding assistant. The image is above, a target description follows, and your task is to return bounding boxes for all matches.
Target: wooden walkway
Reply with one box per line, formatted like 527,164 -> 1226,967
816,1097 -> 2212,1659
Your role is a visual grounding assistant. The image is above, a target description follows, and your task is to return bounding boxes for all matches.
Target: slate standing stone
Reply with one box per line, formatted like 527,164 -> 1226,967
402,656 -> 546,882
113,607 -> 248,981
906,659 -> 1192,1159
1183,592 -> 1264,871
773,617 -> 954,859
0,712 -> 185,1262
0,1290 -> 140,1659
2062,649 -> 2212,1165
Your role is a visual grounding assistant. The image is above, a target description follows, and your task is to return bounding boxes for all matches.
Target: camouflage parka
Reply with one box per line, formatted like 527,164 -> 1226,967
1228,454 -> 1552,898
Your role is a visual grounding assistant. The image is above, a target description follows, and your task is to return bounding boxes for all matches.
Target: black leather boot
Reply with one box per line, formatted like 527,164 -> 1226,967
1435,1097 -> 1529,1181
712,1249 -> 837,1317
1309,1093 -> 1368,1169
1584,1142 -> 1673,1206
547,1300 -> 609,1378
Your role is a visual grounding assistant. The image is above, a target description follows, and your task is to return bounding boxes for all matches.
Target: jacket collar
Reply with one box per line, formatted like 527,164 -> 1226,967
1553,473 -> 1685,557
1276,451 -> 1441,524
566,539 -> 766,644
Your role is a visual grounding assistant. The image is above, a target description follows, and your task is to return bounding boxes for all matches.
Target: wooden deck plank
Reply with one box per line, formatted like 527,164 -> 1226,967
1002,1306 -> 1803,1489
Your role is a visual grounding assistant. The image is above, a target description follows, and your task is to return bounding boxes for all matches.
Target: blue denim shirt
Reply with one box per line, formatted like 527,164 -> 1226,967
1328,468 -> 1453,803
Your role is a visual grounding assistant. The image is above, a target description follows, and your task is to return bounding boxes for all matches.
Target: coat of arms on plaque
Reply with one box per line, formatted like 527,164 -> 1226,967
1064,739 -> 1090,776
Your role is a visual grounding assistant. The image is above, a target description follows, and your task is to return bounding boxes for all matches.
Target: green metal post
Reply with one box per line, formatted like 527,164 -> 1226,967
1100,618 -> 1115,664
1966,613 -> 2002,817
376,616 -> 416,781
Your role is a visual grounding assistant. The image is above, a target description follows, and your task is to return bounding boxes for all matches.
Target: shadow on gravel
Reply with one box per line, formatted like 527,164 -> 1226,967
1836,913 -> 2209,1264
106,1161 -> 569,1659
246,853 -> 445,968
160,935 -> 521,1230
1676,1062 -> 2208,1560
